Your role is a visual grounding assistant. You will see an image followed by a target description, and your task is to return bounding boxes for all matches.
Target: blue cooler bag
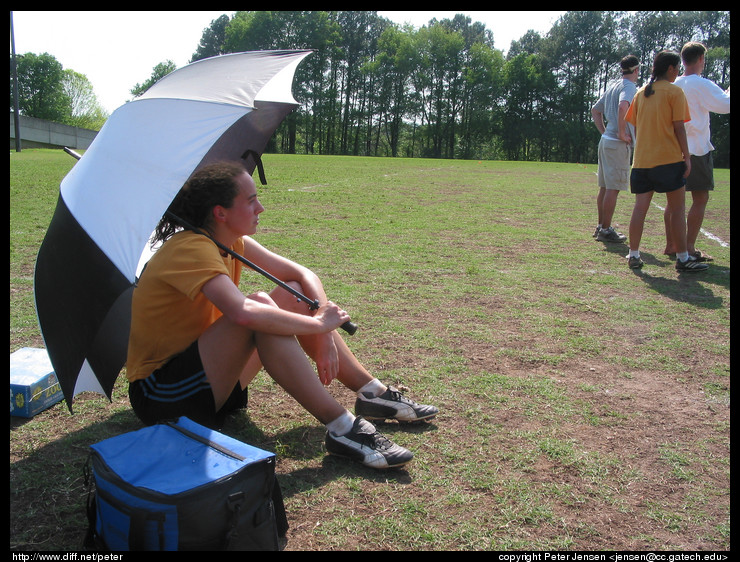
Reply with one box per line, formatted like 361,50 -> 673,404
85,417 -> 287,551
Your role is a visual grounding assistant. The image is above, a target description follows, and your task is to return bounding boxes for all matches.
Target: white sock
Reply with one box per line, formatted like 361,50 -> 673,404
677,251 -> 689,262
629,250 -> 640,258
326,410 -> 355,436
357,379 -> 386,398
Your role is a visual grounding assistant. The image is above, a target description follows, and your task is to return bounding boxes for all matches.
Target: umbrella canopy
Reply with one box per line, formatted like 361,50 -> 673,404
34,50 -> 312,411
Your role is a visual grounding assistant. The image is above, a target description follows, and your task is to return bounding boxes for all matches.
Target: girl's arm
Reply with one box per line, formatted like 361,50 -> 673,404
201,273 -> 348,336
673,121 -> 692,178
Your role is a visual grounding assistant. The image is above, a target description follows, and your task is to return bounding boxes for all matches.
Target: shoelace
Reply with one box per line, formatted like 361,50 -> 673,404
386,388 -> 417,405
357,426 -> 393,451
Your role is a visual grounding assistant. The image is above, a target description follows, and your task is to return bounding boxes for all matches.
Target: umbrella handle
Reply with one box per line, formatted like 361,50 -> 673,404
165,212 -> 357,335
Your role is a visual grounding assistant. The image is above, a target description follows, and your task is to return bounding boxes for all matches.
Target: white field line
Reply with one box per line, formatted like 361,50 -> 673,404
650,201 -> 729,248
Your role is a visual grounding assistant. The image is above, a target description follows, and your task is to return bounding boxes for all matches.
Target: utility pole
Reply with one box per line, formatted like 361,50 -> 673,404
10,11 -> 22,152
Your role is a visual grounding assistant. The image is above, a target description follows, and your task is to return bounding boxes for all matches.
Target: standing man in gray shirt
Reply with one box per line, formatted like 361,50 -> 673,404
591,55 -> 640,243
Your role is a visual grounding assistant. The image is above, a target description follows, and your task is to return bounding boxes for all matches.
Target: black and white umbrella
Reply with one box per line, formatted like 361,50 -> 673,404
34,50 -> 312,411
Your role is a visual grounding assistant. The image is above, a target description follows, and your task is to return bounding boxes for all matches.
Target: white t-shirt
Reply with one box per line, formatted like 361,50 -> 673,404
674,74 -> 730,156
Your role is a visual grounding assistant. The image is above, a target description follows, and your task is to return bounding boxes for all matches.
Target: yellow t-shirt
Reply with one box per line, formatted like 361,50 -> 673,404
126,230 -> 244,382
625,80 -> 690,169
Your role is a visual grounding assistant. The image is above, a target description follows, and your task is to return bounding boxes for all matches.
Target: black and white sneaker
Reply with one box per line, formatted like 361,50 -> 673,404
675,256 -> 709,272
355,386 -> 439,423
325,417 -> 414,469
596,226 -> 627,243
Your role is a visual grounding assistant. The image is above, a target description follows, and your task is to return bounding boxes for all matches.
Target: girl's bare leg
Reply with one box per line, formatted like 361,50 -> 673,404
269,284 -> 376,392
198,292 -> 345,423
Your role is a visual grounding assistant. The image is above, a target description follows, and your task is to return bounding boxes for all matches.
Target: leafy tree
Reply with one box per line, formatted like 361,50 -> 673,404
62,69 -> 108,130
502,53 -> 543,161
545,11 -> 616,162
130,61 -> 177,98
370,25 -> 416,156
191,14 -> 231,62
11,52 -> 71,122
411,22 -> 465,158
459,42 -> 505,160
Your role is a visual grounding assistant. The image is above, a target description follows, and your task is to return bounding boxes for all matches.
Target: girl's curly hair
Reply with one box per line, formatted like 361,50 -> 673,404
153,161 -> 247,245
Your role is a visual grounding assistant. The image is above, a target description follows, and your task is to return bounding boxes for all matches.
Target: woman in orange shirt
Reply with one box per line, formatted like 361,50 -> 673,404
127,162 -> 438,469
624,51 -> 708,272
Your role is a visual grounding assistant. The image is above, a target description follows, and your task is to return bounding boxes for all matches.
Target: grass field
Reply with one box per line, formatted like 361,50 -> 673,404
10,149 -> 730,551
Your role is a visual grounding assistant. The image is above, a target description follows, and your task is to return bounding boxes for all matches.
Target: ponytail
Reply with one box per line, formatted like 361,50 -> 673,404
645,76 -> 657,98
645,50 -> 681,98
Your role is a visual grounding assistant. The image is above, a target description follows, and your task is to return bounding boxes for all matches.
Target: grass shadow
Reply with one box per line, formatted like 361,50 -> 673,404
223,414 -> 430,500
630,259 -> 729,308
10,409 -> 142,550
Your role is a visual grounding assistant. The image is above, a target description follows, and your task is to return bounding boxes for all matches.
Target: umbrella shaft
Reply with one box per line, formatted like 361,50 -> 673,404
165,212 -> 357,335
165,212 -> 318,308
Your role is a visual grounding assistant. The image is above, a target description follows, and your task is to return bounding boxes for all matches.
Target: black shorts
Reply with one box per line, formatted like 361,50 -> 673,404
129,340 -> 248,429
686,152 -> 714,191
630,161 -> 686,194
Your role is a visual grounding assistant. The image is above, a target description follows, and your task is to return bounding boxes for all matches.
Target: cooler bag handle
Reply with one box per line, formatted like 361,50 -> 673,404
129,509 -> 166,551
165,421 -> 246,461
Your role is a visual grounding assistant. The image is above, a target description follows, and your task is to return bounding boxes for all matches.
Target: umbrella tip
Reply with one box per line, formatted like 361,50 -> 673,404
63,147 -> 82,161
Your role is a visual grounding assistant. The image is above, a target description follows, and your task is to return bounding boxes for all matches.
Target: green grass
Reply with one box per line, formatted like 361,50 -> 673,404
10,149 -> 730,551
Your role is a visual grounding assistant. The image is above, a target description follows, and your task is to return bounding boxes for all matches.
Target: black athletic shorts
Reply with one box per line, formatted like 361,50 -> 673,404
686,152 -> 714,191
129,340 -> 248,429
630,161 -> 686,194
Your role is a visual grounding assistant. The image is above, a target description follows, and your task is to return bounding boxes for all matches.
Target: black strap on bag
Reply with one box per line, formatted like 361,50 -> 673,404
82,457 -> 101,551
272,480 -> 288,539
129,510 -> 166,551
165,421 -> 246,461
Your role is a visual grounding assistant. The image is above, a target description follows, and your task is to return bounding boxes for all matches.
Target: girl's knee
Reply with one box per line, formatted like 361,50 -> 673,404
249,291 -> 277,306
270,281 -> 313,314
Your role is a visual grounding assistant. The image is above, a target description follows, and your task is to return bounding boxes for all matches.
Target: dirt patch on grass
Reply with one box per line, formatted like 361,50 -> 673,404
254,307 -> 729,551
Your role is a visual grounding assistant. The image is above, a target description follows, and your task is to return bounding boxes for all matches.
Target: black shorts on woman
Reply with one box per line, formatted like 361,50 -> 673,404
630,161 -> 686,194
129,340 -> 248,429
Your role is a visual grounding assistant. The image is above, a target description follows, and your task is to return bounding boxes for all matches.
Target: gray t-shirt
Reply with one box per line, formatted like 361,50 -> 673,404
593,78 -> 637,142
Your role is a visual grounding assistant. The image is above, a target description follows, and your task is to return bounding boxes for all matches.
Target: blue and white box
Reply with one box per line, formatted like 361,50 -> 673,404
10,347 -> 63,418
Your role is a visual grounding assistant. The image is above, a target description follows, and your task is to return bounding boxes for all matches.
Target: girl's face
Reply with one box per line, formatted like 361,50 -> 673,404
217,172 -> 264,237
666,64 -> 681,83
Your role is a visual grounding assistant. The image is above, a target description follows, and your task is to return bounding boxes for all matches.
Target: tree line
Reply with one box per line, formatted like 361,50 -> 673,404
11,11 -> 730,166
190,11 -> 730,166
10,51 -> 109,131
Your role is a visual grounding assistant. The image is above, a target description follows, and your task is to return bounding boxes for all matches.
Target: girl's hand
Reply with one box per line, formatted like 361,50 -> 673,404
313,302 -> 349,384
314,301 -> 350,333
314,333 -> 339,385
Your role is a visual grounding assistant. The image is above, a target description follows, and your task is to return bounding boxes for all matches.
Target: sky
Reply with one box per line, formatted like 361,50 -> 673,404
11,11 -> 566,115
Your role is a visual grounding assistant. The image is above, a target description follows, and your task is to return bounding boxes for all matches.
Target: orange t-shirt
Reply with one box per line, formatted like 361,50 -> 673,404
625,80 -> 690,169
126,230 -> 244,382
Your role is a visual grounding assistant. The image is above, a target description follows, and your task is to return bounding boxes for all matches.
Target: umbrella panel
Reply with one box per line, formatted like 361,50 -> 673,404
34,51 -> 311,411
35,194 -> 132,410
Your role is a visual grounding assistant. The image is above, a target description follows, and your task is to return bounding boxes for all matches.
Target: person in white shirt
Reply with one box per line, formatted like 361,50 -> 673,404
664,42 -> 730,261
